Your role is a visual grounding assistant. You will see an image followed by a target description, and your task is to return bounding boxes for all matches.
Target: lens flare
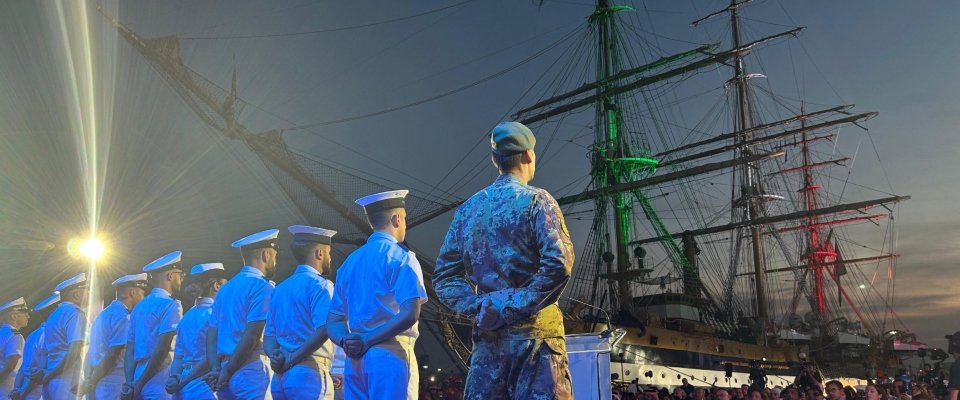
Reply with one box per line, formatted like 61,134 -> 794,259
67,236 -> 107,262
78,238 -> 104,261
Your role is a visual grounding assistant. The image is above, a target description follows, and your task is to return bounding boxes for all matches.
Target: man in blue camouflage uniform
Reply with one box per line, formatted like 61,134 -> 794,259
434,121 -> 575,400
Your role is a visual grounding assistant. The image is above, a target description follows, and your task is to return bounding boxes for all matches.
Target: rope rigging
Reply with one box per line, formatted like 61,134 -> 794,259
180,0 -> 478,41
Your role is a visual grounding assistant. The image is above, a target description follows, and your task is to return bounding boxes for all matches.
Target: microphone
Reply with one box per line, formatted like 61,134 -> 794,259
564,296 -> 614,338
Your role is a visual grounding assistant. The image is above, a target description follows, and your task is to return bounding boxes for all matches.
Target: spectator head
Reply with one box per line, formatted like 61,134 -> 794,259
784,385 -> 801,400
806,388 -> 824,400
865,384 -> 881,400
825,381 -> 845,400
695,388 -> 706,400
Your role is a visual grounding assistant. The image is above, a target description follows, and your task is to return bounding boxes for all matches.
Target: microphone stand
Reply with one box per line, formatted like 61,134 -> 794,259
565,296 -> 626,346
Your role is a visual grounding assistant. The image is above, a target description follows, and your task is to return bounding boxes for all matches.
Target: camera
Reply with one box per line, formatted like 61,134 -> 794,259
795,362 -> 819,393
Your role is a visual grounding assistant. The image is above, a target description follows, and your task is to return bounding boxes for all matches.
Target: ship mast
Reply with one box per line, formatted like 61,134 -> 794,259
729,0 -> 770,344
590,0 -> 703,316
596,0 -> 634,311
798,105 -> 829,316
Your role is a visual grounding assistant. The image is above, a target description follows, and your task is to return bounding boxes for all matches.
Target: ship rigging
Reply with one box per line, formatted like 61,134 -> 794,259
96,0 -> 917,380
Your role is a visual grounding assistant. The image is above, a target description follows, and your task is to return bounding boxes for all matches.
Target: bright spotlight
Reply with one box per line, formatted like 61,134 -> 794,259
79,238 -> 104,261
69,237 -> 105,261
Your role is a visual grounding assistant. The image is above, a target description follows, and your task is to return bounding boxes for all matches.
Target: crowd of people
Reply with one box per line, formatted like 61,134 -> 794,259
609,375 -> 950,400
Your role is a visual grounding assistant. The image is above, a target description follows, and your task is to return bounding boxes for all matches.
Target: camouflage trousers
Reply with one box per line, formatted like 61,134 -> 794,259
464,334 -> 572,400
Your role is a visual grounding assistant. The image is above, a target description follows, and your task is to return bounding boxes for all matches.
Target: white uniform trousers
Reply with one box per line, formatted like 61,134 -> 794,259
343,336 -> 418,400
95,369 -> 126,400
42,367 -> 81,400
177,361 -> 217,400
271,355 -> 334,400
134,360 -> 172,400
217,355 -> 273,400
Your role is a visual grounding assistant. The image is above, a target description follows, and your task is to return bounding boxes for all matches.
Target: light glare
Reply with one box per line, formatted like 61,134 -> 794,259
78,238 -> 104,260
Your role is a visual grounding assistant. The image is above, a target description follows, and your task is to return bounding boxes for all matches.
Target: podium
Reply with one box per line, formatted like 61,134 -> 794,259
566,332 -> 614,400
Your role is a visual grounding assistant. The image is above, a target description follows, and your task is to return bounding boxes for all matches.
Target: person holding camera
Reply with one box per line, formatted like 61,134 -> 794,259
794,364 -> 824,394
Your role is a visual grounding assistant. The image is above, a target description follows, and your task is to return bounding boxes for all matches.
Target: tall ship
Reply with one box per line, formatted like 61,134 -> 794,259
93,0 -> 922,393
505,0 -> 920,388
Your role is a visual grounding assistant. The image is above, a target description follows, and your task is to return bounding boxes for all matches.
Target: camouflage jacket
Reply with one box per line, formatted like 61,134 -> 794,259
434,174 -> 574,339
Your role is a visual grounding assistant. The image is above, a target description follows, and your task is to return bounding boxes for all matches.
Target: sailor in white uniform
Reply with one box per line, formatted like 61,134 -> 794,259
327,190 -> 429,400
11,292 -> 58,400
83,273 -> 148,399
206,229 -> 278,399
166,263 -> 227,399
43,273 -> 88,400
0,297 -> 29,398
265,225 -> 338,400
122,251 -> 184,400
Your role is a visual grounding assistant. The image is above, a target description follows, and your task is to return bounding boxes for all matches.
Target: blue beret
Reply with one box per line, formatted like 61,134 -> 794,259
491,121 -> 536,156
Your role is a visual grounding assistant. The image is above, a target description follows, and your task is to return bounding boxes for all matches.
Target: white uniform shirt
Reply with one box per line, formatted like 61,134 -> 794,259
211,266 -> 274,356
128,288 -> 182,363
0,324 -> 24,388
14,323 -> 43,390
87,300 -> 130,374
43,301 -> 84,375
265,265 -> 335,361
174,297 -> 213,363
329,232 -> 428,339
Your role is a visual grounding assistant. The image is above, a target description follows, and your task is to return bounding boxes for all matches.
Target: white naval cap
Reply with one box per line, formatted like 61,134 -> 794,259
33,292 -> 60,312
54,273 -> 87,292
0,297 -> 28,314
190,262 -> 227,278
355,190 -> 409,214
231,229 -> 279,251
112,273 -> 149,288
143,250 -> 183,273
288,225 -> 337,245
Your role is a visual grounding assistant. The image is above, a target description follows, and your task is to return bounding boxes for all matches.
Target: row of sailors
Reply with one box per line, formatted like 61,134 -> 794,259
0,189 -> 427,400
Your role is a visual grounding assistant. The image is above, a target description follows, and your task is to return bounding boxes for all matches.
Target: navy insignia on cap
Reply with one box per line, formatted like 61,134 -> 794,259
0,297 -> 28,314
288,225 -> 337,245
143,250 -> 183,273
33,293 -> 60,312
232,229 -> 280,251
112,273 -> 149,288
355,190 -> 408,214
55,273 -> 87,292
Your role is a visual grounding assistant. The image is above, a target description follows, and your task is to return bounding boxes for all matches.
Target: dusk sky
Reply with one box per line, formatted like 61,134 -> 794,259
1,0 -> 957,371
